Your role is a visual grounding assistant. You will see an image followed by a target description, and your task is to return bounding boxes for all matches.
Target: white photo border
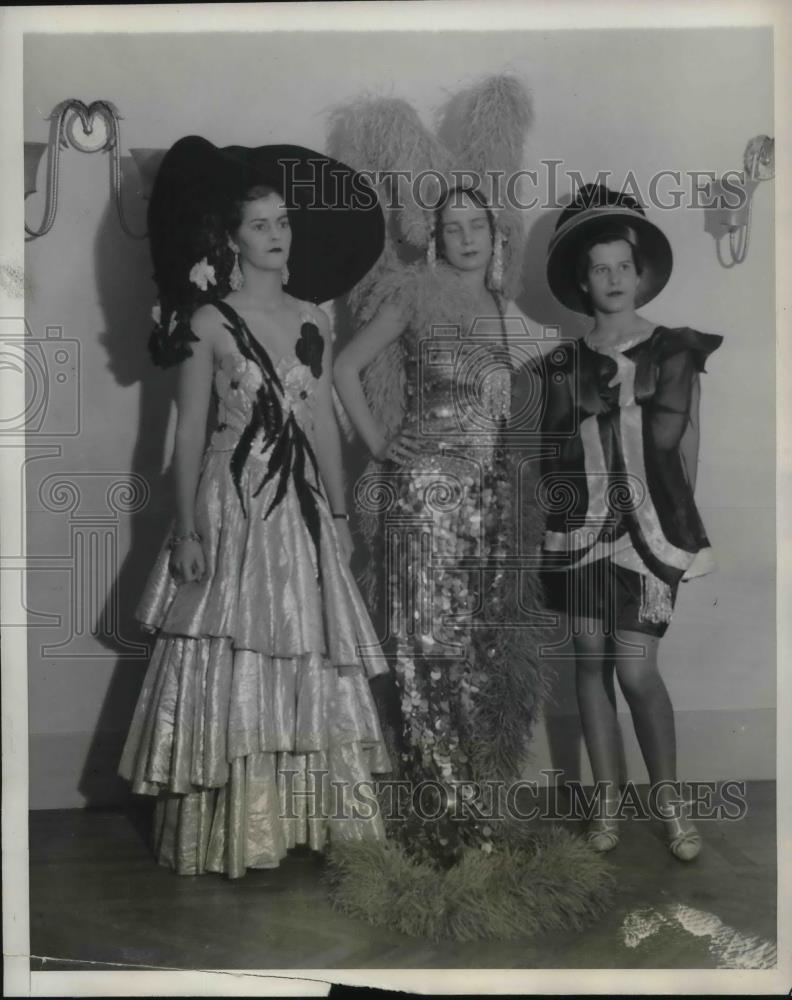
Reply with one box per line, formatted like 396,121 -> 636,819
2,1 -> 790,996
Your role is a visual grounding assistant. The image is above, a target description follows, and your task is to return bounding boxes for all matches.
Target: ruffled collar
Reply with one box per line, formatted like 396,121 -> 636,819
583,325 -> 657,357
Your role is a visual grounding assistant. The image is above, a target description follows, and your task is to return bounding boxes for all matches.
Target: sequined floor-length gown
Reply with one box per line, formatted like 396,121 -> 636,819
119,301 -> 390,878
374,305 -> 518,861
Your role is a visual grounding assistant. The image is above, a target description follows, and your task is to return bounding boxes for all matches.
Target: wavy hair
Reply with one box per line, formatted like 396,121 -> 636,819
148,182 -> 283,367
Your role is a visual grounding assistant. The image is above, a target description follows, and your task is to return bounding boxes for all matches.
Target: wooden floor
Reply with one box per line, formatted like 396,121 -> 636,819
29,782 -> 776,972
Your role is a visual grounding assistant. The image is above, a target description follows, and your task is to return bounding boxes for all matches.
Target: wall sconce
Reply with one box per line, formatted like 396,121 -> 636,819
24,142 -> 48,199
706,134 -> 775,267
24,99 -> 151,241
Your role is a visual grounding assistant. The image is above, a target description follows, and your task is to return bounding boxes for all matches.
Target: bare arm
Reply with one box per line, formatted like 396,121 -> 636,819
172,306 -> 217,535
311,308 -> 347,514
332,301 -> 405,459
310,309 -> 356,562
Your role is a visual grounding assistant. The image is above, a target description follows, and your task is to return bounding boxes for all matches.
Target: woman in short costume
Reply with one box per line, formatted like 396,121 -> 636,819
541,184 -> 722,860
118,136 -> 391,878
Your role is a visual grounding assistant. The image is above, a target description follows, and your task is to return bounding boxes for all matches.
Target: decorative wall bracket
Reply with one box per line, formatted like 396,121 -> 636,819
24,99 -> 152,241
706,134 -> 775,267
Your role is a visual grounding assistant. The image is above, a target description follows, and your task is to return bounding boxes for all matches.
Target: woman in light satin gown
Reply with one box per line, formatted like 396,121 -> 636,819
119,136 -> 390,878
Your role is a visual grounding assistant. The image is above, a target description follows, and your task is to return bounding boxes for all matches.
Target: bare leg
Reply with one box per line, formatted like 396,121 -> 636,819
573,626 -> 620,791
572,621 -> 621,849
615,630 -> 701,859
613,632 -> 676,788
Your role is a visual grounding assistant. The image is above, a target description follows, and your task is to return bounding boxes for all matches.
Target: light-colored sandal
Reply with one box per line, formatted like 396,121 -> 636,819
658,799 -> 702,862
585,820 -> 620,853
585,797 -> 620,853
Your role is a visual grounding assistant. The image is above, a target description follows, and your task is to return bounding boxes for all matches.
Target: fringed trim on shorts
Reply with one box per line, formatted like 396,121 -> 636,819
638,571 -> 675,625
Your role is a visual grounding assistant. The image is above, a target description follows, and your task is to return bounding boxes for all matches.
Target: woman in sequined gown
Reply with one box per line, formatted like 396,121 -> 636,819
334,186 -> 537,862
119,137 -> 390,878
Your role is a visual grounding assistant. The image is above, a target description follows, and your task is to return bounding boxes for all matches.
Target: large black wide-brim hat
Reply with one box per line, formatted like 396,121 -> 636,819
546,183 -> 673,313
148,135 -> 385,307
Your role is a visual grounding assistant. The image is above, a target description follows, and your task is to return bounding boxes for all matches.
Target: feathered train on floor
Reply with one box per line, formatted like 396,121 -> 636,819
323,74 -> 615,941
325,827 -> 614,943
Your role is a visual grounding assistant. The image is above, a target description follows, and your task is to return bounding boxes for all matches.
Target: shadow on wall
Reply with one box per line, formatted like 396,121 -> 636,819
79,156 -> 177,807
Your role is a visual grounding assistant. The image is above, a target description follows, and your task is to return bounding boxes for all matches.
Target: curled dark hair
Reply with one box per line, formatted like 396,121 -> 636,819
433,185 -> 497,261
220,182 -> 284,239
205,182 -> 286,296
574,225 -> 644,315
148,181 -> 285,367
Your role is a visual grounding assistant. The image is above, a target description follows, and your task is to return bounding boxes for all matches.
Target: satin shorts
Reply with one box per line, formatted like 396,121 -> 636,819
541,558 -> 679,638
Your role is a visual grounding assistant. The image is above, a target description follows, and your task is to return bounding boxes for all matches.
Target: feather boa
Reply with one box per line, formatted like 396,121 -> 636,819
327,95 -> 451,249
328,73 -> 534,261
438,74 -> 534,188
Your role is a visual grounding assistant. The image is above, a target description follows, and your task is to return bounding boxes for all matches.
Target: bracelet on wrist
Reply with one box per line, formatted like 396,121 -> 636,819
169,530 -> 202,549
332,512 -> 349,521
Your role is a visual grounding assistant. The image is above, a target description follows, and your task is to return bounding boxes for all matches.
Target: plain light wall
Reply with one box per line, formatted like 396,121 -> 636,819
24,28 -> 775,807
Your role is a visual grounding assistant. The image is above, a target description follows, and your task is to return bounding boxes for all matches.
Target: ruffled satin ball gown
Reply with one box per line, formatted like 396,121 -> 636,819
119,301 -> 391,878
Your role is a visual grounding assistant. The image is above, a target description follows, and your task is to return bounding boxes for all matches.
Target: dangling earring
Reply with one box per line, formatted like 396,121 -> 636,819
281,263 -> 290,286
489,229 -> 504,291
426,233 -> 437,269
228,242 -> 244,291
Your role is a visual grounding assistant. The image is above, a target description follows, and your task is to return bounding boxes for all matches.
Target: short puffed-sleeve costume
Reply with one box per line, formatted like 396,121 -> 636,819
540,326 -> 722,632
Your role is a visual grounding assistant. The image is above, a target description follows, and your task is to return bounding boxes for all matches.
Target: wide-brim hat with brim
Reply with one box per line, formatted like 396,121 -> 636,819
546,184 -> 673,313
148,135 -> 385,309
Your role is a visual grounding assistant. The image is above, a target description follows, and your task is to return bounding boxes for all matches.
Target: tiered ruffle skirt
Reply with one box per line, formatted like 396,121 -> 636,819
119,450 -> 391,877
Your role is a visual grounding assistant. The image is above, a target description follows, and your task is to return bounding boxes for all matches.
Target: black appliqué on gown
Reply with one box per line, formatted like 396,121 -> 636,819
212,300 -> 325,577
295,321 -> 324,379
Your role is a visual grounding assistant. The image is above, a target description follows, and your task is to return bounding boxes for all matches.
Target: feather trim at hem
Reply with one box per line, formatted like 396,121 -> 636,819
325,824 -> 614,942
